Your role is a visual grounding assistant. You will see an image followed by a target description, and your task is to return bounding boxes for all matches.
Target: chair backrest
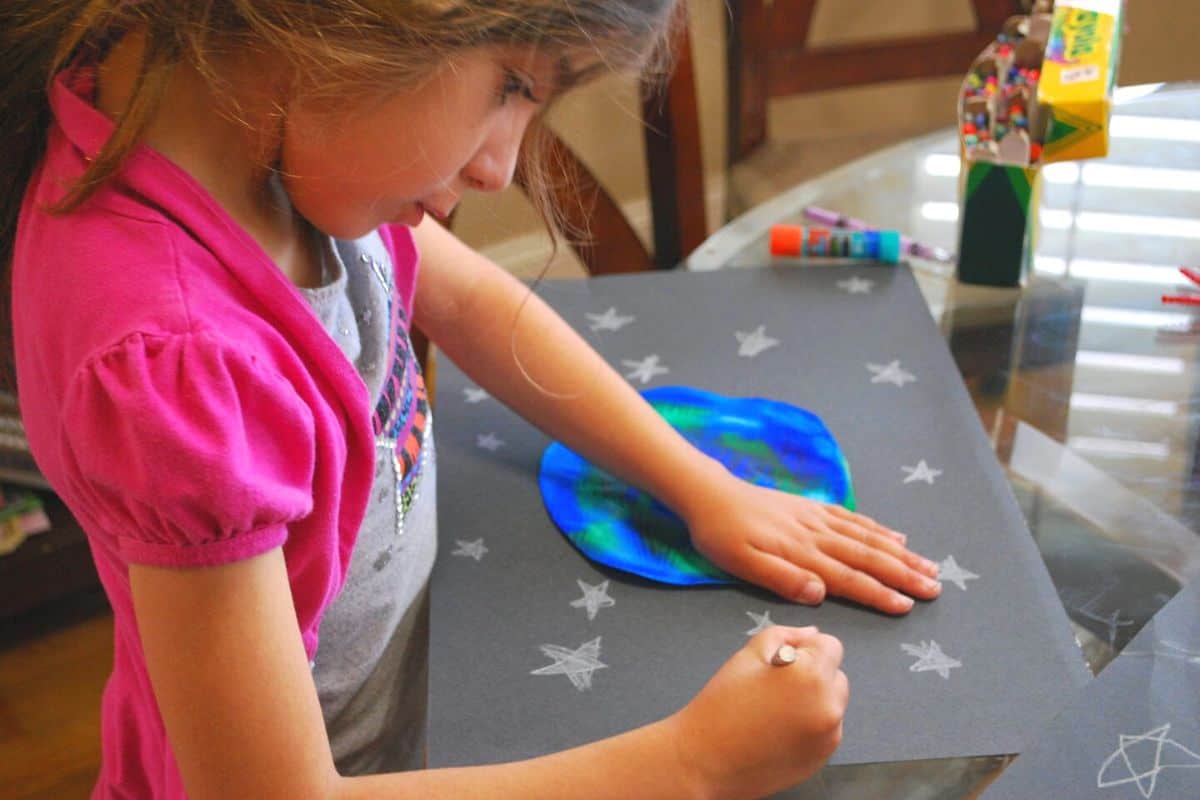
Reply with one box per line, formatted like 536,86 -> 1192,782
521,4 -> 707,275
726,0 -> 1027,164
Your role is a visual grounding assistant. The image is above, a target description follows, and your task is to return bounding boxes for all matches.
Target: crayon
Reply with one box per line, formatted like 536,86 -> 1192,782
1161,294 -> 1200,307
802,206 -> 956,263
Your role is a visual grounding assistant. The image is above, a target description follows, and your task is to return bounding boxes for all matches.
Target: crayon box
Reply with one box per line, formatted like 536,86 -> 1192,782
956,0 -> 1124,287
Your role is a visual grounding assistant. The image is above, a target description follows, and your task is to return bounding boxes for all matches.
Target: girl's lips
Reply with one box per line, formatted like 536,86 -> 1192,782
393,203 -> 425,227
421,203 -> 455,222
394,201 -> 455,226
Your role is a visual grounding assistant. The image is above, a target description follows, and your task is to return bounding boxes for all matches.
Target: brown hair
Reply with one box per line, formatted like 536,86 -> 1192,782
0,0 -> 678,376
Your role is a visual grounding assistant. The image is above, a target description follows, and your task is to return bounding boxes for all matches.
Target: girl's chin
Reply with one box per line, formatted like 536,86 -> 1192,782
391,204 -> 425,228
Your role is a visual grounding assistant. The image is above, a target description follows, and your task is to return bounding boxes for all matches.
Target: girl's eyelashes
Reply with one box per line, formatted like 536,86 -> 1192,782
499,69 -> 543,105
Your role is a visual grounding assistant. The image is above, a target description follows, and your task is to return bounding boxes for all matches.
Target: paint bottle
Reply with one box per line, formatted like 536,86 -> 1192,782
769,225 -> 902,264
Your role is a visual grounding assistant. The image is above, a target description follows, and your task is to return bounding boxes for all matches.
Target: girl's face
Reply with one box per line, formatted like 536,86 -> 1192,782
280,47 -> 560,239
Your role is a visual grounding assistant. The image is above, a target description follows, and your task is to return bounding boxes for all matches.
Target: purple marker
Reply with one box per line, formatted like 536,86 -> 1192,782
803,206 -> 956,263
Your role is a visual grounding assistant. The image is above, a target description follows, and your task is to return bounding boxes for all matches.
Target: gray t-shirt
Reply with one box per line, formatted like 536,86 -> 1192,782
300,232 -> 437,775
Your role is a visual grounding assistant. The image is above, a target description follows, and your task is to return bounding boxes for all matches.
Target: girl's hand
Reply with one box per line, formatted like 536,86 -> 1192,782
682,469 -> 942,615
668,625 -> 848,800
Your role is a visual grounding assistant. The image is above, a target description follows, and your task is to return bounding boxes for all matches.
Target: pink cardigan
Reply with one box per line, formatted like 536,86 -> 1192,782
12,67 -> 419,798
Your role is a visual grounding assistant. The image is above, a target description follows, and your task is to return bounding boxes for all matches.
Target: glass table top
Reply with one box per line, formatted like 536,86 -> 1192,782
687,82 -> 1200,798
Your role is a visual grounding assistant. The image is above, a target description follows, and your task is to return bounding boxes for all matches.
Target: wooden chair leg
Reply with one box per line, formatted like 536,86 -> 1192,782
643,1 -> 708,269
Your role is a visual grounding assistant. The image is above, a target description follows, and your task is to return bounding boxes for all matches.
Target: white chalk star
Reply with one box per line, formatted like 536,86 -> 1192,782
734,325 -> 780,358
901,640 -> 962,679
1098,723 -> 1200,798
745,610 -> 775,636
622,354 -> 670,384
476,432 -> 505,451
585,307 -> 635,332
837,276 -> 875,294
937,555 -> 979,591
531,636 -> 608,691
902,460 -> 942,485
867,359 -> 917,386
570,579 -> 616,621
451,538 -> 488,561
463,387 -> 490,403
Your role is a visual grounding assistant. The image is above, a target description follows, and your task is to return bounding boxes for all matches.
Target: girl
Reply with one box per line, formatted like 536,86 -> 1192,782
2,2 -> 943,798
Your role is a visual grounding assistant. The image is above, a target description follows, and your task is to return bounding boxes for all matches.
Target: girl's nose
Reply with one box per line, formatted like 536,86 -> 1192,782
461,148 -> 517,194
461,121 -> 524,193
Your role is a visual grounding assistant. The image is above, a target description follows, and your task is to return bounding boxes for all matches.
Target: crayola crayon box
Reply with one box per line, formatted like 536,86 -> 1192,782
1039,0 -> 1123,163
955,0 -> 1123,287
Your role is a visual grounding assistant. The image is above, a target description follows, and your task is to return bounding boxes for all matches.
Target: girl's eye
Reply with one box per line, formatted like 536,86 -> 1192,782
499,70 -> 541,105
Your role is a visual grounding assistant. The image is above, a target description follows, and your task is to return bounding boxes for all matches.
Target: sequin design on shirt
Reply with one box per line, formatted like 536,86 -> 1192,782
362,251 -> 429,536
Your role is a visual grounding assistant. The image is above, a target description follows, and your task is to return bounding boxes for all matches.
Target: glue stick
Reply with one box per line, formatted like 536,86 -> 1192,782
769,225 -> 902,264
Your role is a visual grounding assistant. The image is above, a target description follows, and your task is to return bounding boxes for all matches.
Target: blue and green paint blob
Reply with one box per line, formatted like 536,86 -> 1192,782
538,386 -> 855,585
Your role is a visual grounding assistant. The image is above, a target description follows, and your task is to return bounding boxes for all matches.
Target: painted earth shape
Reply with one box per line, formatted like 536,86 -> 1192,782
538,386 -> 855,585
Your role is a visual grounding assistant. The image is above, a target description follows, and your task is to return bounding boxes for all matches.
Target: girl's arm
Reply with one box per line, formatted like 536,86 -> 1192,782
411,219 -> 942,614
131,550 -> 846,800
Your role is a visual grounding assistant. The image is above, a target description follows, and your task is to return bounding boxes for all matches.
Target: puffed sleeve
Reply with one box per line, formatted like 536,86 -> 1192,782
59,331 -> 316,568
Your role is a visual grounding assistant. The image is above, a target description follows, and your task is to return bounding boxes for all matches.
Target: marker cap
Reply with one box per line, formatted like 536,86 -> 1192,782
877,230 -> 902,264
769,225 -> 803,257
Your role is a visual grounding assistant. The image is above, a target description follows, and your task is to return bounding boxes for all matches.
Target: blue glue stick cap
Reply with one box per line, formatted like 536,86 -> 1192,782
878,230 -> 901,263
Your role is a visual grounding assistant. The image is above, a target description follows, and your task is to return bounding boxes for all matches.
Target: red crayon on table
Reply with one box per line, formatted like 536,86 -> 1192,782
1162,294 -> 1200,306
1162,268 -> 1200,305
1178,266 -> 1200,286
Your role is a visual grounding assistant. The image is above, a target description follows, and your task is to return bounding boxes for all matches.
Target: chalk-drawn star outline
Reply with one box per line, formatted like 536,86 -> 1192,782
867,359 -> 917,386
745,610 -> 774,636
901,640 -> 961,679
585,307 -> 635,332
570,579 -> 616,621
837,276 -> 875,294
734,325 -> 780,358
451,538 -> 488,561
530,636 -> 608,691
1097,723 -> 1200,798
476,432 -> 505,451
622,354 -> 670,384
938,555 -> 979,591
902,460 -> 943,485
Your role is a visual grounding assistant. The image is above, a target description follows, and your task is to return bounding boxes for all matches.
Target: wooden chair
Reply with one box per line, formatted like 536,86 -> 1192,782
519,4 -> 707,276
725,0 -> 1027,214
417,4 -> 708,395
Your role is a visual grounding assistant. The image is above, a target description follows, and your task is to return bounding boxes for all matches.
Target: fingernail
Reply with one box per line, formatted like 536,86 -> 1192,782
799,583 -> 825,604
922,558 -> 939,574
923,577 -> 943,594
894,594 -> 915,612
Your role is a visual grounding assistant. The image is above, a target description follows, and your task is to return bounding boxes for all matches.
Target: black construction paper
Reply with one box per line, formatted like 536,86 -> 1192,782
427,265 -> 1088,780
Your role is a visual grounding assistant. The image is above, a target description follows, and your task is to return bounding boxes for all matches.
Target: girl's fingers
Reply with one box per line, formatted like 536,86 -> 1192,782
832,668 -> 850,710
749,624 -> 821,665
737,547 -> 828,605
802,550 -> 917,615
810,631 -> 844,675
817,534 -> 942,601
826,505 -> 907,544
825,518 -> 940,578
